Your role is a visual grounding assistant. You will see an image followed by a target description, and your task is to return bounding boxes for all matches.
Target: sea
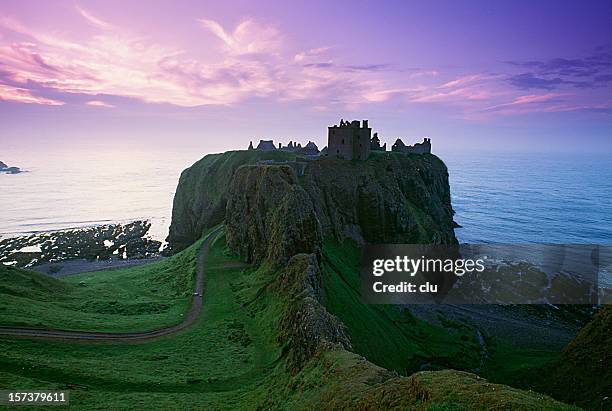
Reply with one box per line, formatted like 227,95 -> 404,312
1,149 -> 611,246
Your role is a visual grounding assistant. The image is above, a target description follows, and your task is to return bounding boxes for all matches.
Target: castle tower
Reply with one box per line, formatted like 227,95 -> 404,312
327,119 -> 371,160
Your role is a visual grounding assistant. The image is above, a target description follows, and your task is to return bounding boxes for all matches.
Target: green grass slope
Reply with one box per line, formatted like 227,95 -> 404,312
320,238 -> 569,397
541,305 -> 612,409
0,233 -> 576,409
0,238 -> 201,332
321,239 -> 481,373
0,232 -> 283,409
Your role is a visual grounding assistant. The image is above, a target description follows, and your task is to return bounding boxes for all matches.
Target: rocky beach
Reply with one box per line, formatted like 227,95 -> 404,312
0,220 -> 163,274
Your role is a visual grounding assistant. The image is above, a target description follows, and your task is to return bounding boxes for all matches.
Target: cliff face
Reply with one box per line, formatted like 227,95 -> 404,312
301,153 -> 456,245
274,253 -> 351,372
225,165 -> 322,266
169,150 -> 456,257
167,150 -> 298,252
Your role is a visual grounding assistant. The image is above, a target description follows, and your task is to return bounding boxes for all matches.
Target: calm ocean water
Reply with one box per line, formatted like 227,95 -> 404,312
443,152 -> 612,244
0,149 -> 202,243
1,149 -> 611,245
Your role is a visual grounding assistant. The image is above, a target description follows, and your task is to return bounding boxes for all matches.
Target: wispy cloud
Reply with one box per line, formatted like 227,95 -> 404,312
197,18 -> 281,55
0,10 -> 608,121
0,83 -> 64,105
506,47 -> 612,90
75,5 -> 113,30
0,16 -> 289,106
293,47 -> 330,62
482,93 -> 561,112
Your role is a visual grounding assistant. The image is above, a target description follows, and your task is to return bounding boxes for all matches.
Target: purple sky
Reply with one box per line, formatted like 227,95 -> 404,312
1,0 -> 611,154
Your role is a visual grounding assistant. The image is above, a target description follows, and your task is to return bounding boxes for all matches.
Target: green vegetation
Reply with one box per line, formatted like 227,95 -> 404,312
320,239 -> 570,398
0,232 -> 285,409
0,232 -> 579,409
0,238 -> 202,332
321,239 -> 481,374
539,305 -> 612,409
481,340 -> 559,389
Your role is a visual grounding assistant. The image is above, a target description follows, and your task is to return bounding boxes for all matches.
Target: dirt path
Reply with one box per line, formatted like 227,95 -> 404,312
0,228 -> 222,342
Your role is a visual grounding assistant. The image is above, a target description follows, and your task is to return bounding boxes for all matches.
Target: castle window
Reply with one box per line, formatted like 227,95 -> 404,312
336,149 -> 339,154
342,139 -> 345,144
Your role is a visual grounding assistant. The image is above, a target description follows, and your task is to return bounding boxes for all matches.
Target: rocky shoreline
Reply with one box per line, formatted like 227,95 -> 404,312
0,220 -> 162,269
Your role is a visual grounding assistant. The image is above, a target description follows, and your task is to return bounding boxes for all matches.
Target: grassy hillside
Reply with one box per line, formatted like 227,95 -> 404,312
0,233 -> 574,409
321,239 -> 481,373
0,237 -> 202,332
321,238 -> 566,392
540,305 -> 612,409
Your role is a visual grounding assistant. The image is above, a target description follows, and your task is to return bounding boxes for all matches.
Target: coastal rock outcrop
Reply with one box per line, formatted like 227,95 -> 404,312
167,150 -> 298,253
0,160 -> 21,174
169,150 -> 456,253
301,154 -> 456,244
168,149 -> 575,410
0,220 -> 161,268
275,253 -> 351,372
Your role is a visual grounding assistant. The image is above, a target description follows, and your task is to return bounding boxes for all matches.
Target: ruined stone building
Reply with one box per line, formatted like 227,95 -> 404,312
300,141 -> 320,156
255,140 -> 277,151
391,137 -> 431,154
327,119 -> 371,160
370,132 -> 386,151
246,121 -> 430,159
248,139 -> 320,156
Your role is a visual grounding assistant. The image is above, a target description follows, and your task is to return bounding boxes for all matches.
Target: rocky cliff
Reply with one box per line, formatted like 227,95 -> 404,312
225,165 -> 322,266
301,153 -> 456,245
169,150 -> 456,258
167,150 -> 298,252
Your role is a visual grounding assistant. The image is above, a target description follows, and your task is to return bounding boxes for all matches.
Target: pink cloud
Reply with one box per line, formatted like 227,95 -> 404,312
86,100 -> 114,108
0,10 -> 595,120
482,93 -> 562,114
0,83 -> 64,105
0,14 -> 293,106
294,47 -> 332,62
198,18 -> 281,55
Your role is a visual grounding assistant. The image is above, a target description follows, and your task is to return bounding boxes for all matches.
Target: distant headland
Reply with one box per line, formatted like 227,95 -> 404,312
0,160 -> 21,174
247,119 -> 431,161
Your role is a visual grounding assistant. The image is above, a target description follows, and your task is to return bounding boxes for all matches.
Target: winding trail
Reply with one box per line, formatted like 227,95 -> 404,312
0,228 -> 222,342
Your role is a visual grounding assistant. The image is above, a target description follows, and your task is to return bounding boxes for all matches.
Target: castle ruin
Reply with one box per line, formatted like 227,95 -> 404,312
370,132 -> 386,151
391,137 -> 431,154
248,139 -> 321,156
246,120 -> 431,159
327,119 -> 371,160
